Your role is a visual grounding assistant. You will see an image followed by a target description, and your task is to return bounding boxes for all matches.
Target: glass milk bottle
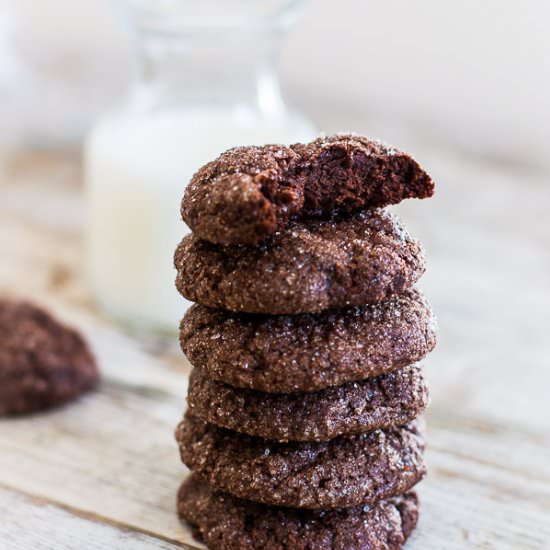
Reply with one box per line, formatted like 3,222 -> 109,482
85,0 -> 316,333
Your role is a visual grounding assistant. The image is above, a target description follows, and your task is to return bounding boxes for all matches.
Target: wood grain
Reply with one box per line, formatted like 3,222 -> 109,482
0,148 -> 549,548
0,485 -> 190,549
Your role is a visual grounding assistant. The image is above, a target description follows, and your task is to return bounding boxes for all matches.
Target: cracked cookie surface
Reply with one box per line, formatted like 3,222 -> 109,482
178,475 -> 419,550
187,364 -> 429,442
180,288 -> 436,392
175,209 -> 425,314
0,299 -> 98,415
176,415 -> 426,509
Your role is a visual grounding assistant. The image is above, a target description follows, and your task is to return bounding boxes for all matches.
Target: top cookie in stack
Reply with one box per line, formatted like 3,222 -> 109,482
174,133 -> 437,550
181,133 -> 433,246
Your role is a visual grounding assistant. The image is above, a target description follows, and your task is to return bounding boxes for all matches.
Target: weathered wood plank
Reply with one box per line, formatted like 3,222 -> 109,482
0,372 -> 198,546
0,485 -> 193,549
1,373 -> 548,549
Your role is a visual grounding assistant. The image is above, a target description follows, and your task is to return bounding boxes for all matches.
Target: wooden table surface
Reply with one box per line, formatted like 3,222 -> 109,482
0,147 -> 549,549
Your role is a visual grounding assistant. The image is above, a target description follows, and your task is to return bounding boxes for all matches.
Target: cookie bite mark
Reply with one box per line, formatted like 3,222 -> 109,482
182,133 -> 434,245
291,136 -> 433,219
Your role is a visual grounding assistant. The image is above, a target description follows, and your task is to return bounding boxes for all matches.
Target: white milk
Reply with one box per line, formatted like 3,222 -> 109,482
85,107 -> 315,332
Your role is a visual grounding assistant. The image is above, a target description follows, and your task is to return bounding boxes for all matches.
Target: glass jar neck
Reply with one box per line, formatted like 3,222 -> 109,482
132,30 -> 286,116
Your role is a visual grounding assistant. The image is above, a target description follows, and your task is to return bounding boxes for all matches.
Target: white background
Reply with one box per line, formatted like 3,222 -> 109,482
0,0 -> 548,168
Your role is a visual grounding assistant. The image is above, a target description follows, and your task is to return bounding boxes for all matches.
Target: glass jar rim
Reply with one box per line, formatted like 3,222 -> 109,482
115,0 -> 307,36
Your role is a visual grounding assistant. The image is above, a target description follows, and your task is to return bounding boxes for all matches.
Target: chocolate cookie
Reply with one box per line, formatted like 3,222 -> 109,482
0,299 -> 99,415
176,415 -> 426,509
182,133 -> 434,245
175,209 -> 425,314
178,475 -> 419,550
187,364 -> 429,442
180,288 -> 436,392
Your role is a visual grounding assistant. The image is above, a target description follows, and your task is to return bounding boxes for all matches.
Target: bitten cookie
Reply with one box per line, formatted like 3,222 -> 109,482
180,288 -> 436,392
175,209 -> 425,314
176,415 -> 426,509
178,476 -> 419,550
0,299 -> 99,415
187,364 -> 429,442
182,133 -> 434,245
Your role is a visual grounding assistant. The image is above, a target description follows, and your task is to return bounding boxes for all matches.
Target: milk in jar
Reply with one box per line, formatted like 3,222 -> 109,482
85,0 -> 315,332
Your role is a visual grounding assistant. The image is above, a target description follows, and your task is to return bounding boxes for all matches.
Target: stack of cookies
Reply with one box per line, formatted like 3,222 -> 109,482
174,134 -> 437,550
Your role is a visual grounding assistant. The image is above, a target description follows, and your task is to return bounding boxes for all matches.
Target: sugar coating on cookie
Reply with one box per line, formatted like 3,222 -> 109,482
186,364 -> 429,442
176,414 -> 426,509
0,299 -> 99,415
178,475 -> 419,550
180,288 -> 436,392
182,133 -> 434,245
175,209 -> 425,314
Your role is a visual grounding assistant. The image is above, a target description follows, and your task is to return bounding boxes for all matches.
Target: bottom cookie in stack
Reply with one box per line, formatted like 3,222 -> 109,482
178,476 -> 419,550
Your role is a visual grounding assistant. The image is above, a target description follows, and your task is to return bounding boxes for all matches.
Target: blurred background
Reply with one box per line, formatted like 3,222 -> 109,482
1,0 -> 548,164
1,1 -> 549,547
2,0 -> 548,326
